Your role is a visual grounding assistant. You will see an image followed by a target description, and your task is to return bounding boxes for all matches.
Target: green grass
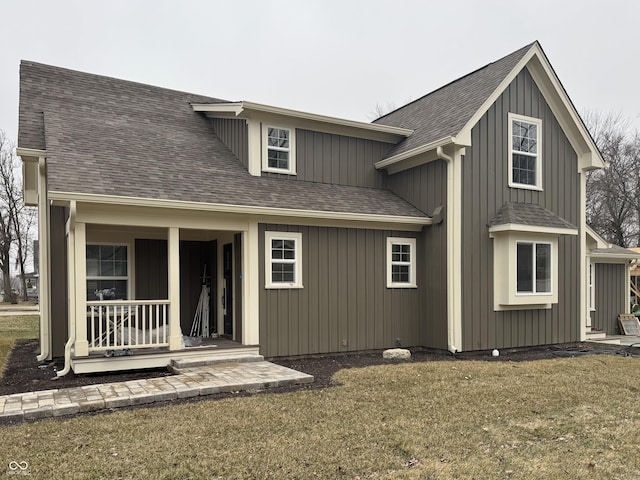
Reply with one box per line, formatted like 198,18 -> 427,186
0,315 -> 39,378
2,354 -> 640,479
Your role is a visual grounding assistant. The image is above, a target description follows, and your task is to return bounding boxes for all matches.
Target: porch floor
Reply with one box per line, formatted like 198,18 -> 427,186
586,335 -> 640,347
0,361 -> 314,423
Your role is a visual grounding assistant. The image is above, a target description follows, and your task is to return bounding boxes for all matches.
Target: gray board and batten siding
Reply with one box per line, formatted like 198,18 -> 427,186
211,118 -> 393,189
258,224 -> 423,358
211,118 -> 248,169
386,160 -> 449,350
592,263 -> 627,335
461,67 -> 580,351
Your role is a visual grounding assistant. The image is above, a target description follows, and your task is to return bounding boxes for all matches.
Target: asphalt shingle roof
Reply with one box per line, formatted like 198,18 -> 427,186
18,61 -> 427,219
373,43 -> 534,159
488,202 -> 577,230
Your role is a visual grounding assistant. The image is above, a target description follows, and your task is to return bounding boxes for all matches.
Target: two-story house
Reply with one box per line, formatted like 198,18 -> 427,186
17,41 -> 636,375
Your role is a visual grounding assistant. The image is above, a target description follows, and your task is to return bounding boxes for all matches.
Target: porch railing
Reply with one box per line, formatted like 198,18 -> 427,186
86,300 -> 170,352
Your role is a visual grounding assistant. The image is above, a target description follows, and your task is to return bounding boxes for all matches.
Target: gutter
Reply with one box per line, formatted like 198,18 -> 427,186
375,136 -> 457,171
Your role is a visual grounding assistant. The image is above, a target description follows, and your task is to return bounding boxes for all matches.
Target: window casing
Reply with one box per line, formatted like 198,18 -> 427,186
265,231 -> 303,289
262,126 -> 296,175
387,237 -> 417,288
492,232 -> 559,310
86,244 -> 129,301
508,113 -> 542,190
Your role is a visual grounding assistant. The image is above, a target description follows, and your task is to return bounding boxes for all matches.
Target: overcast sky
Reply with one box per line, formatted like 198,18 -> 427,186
1,0 -> 639,143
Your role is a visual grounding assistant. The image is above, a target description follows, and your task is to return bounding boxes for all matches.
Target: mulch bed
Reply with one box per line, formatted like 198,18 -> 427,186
1,338 -> 633,399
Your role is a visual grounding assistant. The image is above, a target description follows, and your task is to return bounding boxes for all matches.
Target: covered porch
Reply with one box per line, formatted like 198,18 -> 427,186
56,200 -> 260,374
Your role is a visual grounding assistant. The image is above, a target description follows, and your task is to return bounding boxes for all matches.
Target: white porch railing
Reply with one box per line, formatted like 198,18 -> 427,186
86,300 -> 170,352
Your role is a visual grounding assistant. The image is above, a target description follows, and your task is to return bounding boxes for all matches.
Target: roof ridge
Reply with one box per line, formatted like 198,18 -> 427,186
20,60 -> 229,103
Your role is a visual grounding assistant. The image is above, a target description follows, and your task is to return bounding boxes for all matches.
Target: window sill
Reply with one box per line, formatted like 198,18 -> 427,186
495,303 -> 552,311
386,283 -> 418,289
265,284 -> 304,290
262,167 -> 297,176
508,182 -> 543,192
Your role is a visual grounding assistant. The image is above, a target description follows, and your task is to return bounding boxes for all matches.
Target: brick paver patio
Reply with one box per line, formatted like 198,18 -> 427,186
0,361 -> 313,423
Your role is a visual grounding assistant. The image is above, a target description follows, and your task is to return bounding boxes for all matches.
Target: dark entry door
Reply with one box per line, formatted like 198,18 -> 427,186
223,243 -> 233,336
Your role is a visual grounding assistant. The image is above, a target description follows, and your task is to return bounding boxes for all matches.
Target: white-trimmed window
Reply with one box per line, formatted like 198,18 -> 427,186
86,244 -> 129,301
509,113 -> 542,190
387,237 -> 417,288
265,231 -> 302,288
263,126 -> 296,175
516,241 -> 552,294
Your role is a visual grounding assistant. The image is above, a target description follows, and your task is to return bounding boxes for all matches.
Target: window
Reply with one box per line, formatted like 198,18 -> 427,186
86,244 -> 129,301
263,126 -> 296,174
509,113 -> 542,190
516,242 -> 551,294
265,231 -> 302,288
491,232 -> 566,310
387,237 -> 417,288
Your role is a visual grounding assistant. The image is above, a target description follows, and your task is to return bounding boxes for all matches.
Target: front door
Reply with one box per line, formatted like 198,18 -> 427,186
223,243 -> 233,336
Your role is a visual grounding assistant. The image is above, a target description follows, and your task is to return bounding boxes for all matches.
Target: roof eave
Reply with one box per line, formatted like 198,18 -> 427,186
488,223 -> 578,236
192,101 -> 414,144
374,136 -> 458,171
48,191 -> 432,228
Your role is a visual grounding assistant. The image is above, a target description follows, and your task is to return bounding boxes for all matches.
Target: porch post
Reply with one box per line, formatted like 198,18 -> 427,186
243,222 -> 260,345
74,222 -> 89,356
167,227 -> 182,350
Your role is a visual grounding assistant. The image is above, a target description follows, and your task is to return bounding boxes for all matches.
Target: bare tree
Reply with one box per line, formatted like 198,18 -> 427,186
0,130 -> 36,302
584,111 -> 640,247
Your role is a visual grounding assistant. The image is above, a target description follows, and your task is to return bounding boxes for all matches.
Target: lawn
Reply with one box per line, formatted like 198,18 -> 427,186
2,353 -> 640,479
0,314 -> 39,377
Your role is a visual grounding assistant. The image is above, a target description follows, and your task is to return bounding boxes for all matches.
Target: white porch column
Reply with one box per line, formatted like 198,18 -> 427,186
243,222 -> 260,345
74,222 -> 89,356
167,227 -> 182,350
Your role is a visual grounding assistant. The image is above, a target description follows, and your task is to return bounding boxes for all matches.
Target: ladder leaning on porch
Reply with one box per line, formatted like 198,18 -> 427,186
190,265 -> 211,337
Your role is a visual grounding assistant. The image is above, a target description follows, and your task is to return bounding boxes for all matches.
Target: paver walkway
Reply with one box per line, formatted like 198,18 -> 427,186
0,361 -> 313,423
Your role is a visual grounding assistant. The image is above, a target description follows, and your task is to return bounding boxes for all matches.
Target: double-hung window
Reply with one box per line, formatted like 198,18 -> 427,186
516,241 -> 551,294
509,113 -> 542,190
263,126 -> 296,174
86,244 -> 129,301
265,231 -> 302,288
387,237 -> 417,288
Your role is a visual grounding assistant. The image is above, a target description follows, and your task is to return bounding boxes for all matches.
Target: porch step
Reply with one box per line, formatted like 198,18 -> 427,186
585,329 -> 607,340
168,354 -> 264,373
586,337 -> 622,345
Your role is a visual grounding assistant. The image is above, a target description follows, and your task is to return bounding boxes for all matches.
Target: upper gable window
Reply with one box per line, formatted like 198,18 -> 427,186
509,113 -> 542,190
263,126 -> 296,175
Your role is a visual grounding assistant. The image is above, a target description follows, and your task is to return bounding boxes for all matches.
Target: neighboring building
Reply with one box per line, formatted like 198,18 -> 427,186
18,41 -> 636,375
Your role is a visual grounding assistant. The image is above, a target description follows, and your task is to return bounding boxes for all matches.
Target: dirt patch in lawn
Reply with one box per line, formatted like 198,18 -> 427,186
1,338 -> 634,398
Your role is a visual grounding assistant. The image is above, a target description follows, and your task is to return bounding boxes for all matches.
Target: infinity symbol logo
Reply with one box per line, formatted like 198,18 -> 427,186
8,461 -> 29,471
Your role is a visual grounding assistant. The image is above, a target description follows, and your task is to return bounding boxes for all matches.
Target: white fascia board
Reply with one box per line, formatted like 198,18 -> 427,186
585,225 -> 609,249
192,101 -> 413,141
455,43 -> 604,171
374,136 -> 457,171
590,252 -> 640,262
191,103 -> 244,116
48,191 -> 432,227
16,147 -> 46,161
488,223 -> 578,236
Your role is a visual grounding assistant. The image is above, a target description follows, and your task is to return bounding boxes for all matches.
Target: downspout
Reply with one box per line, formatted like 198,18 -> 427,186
36,156 -> 50,362
57,201 -> 76,377
437,146 -> 462,354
